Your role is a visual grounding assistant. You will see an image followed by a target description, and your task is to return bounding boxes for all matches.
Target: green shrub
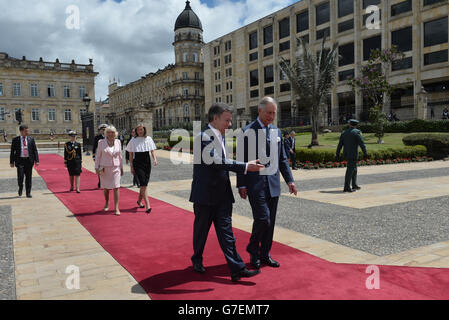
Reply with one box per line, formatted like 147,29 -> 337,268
403,133 -> 449,159
356,120 -> 449,134
296,145 -> 427,163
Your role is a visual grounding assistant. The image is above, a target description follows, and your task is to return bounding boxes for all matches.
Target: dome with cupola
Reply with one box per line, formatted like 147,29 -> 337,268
174,1 -> 203,31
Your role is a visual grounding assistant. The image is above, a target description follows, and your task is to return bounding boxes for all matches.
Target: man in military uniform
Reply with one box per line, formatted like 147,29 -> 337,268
336,119 -> 368,193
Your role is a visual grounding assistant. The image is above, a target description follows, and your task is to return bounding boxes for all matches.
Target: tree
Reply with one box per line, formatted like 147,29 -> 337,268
349,46 -> 404,143
279,36 -> 338,147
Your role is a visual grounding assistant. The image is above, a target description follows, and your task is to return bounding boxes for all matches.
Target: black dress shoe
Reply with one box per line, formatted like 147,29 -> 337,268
18,189 -> 23,197
193,263 -> 206,274
261,257 -> 280,268
343,188 -> 355,193
250,255 -> 261,269
26,194 -> 32,198
231,268 -> 260,282
146,208 -> 152,214
352,185 -> 361,190
137,201 -> 145,209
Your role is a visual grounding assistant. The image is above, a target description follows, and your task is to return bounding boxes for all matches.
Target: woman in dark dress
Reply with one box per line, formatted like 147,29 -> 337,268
126,124 -> 158,214
64,131 -> 82,193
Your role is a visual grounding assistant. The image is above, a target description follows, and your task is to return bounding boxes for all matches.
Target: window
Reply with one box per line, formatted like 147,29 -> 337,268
225,54 -> 232,64
279,41 -> 290,52
0,107 -> 4,121
264,66 -> 274,83
194,72 -> 200,80
214,46 -> 220,56
193,53 -> 199,62
424,0 -> 446,5
48,108 -> 56,121
392,26 -> 413,52
195,104 -> 200,116
215,85 -> 221,93
226,68 -> 232,77
363,0 -> 380,8
183,88 -> 189,96
391,0 -> 412,17
0,83 -> 3,96
31,84 -> 38,97
280,83 -> 291,92
264,47 -> 273,57
424,50 -> 448,65
363,35 -> 382,60
264,25 -> 273,45
79,86 -> 85,98
264,86 -> 274,95
424,17 -> 448,47
339,43 -> 355,66
64,85 -> 70,98
392,57 -> 413,71
250,70 -> 259,87
296,11 -> 309,33
338,19 -> 354,33
195,88 -> 200,96
316,2 -> 330,26
64,109 -> 72,121
183,53 -> 188,62
32,108 -> 40,121
338,0 -> 354,17
316,27 -> 330,40
184,104 -> 189,117
249,31 -> 258,50
214,59 -> 221,68
249,52 -> 258,61
339,69 -> 355,82
279,18 -> 290,39
250,90 -> 259,98
225,40 -> 232,51
48,84 -> 55,97
13,83 -> 21,96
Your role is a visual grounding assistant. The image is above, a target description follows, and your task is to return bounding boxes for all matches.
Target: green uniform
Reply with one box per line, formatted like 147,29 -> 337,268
336,127 -> 368,190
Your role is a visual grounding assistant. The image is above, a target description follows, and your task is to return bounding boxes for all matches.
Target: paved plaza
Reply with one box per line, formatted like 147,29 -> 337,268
1,149 -> 449,299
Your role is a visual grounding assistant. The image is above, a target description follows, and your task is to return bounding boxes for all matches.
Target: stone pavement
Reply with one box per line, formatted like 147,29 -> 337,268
2,149 -> 449,300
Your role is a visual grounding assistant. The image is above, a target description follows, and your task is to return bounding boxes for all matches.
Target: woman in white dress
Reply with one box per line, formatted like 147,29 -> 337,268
126,124 -> 158,214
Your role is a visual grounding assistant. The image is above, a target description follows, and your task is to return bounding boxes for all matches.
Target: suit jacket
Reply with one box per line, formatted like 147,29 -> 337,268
10,136 -> 39,166
336,128 -> 368,161
236,120 -> 294,198
94,139 -> 123,169
189,126 -> 247,206
288,136 -> 296,150
92,134 -> 105,158
283,137 -> 292,156
64,141 -> 82,163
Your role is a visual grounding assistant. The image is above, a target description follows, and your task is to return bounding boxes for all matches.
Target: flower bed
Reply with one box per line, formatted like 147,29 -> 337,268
298,156 -> 433,170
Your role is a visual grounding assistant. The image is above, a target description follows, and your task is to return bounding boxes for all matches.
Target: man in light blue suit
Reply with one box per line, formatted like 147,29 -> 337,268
237,97 -> 298,269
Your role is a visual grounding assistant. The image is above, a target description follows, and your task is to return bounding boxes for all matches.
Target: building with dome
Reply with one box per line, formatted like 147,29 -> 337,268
107,1 -> 205,135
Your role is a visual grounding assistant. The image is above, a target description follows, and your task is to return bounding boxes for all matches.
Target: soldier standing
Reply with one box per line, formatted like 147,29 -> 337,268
336,119 -> 368,193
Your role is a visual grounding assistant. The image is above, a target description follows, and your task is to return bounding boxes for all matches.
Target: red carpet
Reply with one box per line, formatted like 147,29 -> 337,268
36,154 -> 449,300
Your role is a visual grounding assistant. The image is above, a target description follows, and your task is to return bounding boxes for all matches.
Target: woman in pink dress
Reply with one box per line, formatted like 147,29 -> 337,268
94,126 -> 124,216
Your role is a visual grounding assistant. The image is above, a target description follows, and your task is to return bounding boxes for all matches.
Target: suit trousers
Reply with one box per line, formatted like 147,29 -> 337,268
192,202 -> 246,274
290,151 -> 297,169
16,158 -> 33,194
247,183 -> 279,259
345,160 -> 358,189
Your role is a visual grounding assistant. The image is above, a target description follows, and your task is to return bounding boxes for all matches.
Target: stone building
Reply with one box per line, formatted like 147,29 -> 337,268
0,52 -> 97,136
107,1 -> 205,135
203,0 -> 449,128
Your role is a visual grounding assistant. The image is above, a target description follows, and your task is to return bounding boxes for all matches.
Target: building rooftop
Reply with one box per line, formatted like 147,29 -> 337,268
174,1 -> 203,31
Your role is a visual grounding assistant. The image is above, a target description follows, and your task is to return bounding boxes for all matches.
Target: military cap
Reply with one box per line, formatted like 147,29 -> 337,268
68,131 -> 77,136
348,119 -> 359,125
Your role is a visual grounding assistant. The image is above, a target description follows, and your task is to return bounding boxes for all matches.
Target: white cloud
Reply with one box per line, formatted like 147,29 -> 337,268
0,0 -> 296,100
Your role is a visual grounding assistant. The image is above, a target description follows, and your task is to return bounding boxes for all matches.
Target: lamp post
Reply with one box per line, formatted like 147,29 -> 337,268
81,93 -> 94,155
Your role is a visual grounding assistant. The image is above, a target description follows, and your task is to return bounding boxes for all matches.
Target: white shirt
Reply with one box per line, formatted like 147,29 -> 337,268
20,136 -> 28,158
126,136 -> 156,153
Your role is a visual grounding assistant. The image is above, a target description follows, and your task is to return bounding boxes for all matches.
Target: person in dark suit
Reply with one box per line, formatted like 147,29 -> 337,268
288,131 -> 297,170
283,131 -> 291,158
93,124 -> 107,188
125,129 -> 139,188
237,97 -> 298,270
336,119 -> 368,193
237,97 -> 298,269
10,125 -> 39,198
64,131 -> 82,193
190,103 -> 264,282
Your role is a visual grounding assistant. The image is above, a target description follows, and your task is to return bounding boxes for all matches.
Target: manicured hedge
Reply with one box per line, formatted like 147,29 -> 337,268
403,133 -> 449,159
296,145 -> 427,163
356,119 -> 449,133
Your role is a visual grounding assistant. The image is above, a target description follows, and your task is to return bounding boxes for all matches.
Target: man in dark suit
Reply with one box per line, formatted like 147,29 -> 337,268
92,124 -> 107,188
336,119 -> 368,193
10,125 -> 39,198
190,103 -> 264,282
237,97 -> 298,270
288,130 -> 297,170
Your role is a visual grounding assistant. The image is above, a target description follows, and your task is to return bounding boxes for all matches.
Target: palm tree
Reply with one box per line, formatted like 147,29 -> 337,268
279,36 -> 338,146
